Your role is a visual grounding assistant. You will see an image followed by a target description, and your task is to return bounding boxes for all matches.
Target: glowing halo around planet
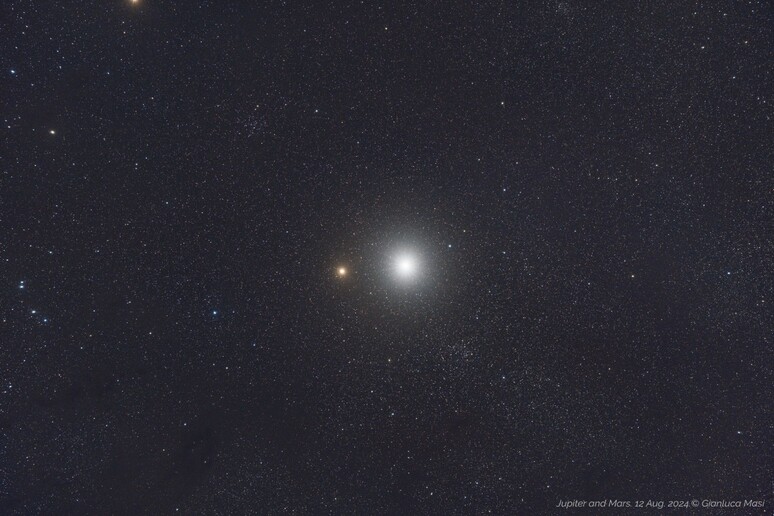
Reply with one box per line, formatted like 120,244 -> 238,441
396,255 -> 416,277
392,251 -> 420,282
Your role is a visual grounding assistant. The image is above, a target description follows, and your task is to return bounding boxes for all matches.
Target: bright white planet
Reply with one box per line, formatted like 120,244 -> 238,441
394,253 -> 418,279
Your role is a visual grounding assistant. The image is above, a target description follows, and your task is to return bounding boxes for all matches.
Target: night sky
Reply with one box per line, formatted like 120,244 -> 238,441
2,1 -> 773,514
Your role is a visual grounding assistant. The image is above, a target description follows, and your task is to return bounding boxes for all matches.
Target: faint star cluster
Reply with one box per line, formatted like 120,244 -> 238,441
1,0 -> 771,514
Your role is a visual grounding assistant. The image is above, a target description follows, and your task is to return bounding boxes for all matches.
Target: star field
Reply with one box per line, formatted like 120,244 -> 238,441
1,1 -> 772,514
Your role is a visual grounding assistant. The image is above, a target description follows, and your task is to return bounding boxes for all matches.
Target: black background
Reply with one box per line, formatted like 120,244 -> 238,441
2,1 -> 772,514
